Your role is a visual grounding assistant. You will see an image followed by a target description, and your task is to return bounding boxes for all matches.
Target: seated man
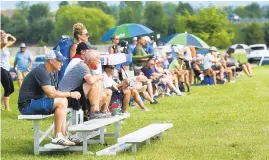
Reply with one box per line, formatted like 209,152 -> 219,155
59,50 -> 109,120
142,58 -> 183,96
103,65 -> 150,112
169,55 -> 190,92
18,50 -> 81,146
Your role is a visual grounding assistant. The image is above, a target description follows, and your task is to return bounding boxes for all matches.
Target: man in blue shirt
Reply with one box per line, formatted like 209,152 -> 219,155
128,37 -> 137,55
14,43 -> 33,88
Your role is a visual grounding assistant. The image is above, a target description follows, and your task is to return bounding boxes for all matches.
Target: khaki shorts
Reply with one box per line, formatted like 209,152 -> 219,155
17,71 -> 29,80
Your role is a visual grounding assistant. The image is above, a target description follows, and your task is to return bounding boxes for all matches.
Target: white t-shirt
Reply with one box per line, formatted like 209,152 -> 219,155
203,53 -> 214,69
64,58 -> 83,75
103,72 -> 117,88
184,47 -> 192,61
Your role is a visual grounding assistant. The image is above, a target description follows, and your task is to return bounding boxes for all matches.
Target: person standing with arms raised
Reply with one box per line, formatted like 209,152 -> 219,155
1,30 -> 16,111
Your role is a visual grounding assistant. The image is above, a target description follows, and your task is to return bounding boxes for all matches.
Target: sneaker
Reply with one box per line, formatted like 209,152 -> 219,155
66,134 -> 81,145
177,92 -> 184,96
99,110 -> 112,117
142,107 -> 150,112
130,101 -> 138,107
51,133 -> 75,146
150,99 -> 158,104
165,93 -> 172,97
88,111 -> 108,119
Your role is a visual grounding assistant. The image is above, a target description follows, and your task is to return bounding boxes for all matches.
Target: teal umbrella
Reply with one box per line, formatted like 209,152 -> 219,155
101,23 -> 153,42
160,33 -> 210,48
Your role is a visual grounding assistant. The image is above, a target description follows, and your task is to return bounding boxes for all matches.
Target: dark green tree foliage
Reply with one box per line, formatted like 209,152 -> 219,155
242,23 -> 264,45
53,5 -> 115,44
118,2 -> 143,25
78,1 -> 113,15
28,4 -> 49,23
1,14 -> 10,31
59,1 -> 69,7
15,1 -> 30,17
6,12 -> 28,43
175,2 -> 193,16
263,22 -> 269,46
233,6 -> 248,18
163,2 -> 177,35
245,3 -> 262,18
144,2 -> 168,38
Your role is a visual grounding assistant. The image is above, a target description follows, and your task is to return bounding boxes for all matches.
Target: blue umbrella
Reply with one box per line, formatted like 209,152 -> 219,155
101,23 -> 153,42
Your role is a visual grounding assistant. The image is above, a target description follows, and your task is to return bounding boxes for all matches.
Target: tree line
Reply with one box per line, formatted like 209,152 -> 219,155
1,1 -> 269,48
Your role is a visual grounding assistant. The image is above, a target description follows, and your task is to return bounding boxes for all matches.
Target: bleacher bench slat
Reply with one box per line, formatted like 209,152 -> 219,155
118,123 -> 173,143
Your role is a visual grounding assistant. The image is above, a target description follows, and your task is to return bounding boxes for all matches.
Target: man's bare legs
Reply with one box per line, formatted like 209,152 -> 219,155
122,89 -> 131,113
100,89 -> 112,112
83,81 -> 102,112
53,98 -> 68,136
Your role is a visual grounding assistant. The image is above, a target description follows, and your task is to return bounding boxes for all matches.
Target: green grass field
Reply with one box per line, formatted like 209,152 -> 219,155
1,66 -> 269,160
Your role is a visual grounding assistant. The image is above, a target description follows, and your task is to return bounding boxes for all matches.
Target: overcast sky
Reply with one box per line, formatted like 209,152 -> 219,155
1,1 -> 269,11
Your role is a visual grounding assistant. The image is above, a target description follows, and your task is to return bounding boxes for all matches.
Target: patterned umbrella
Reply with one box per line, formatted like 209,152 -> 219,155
101,23 -> 153,42
226,44 -> 251,54
160,33 -> 210,48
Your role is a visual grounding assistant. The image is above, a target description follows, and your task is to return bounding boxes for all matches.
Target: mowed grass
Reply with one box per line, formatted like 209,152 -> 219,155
1,66 -> 269,160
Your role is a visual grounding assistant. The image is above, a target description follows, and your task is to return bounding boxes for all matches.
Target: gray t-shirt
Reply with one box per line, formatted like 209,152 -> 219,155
59,62 -> 91,92
18,64 -> 52,103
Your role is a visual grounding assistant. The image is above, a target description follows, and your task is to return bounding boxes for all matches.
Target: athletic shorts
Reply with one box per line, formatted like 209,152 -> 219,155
19,97 -> 54,115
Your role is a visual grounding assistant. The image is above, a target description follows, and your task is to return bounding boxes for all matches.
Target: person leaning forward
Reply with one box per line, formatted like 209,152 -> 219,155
18,50 -> 81,146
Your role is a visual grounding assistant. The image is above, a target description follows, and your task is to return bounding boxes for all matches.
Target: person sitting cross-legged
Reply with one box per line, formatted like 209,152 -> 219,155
18,50 -> 81,146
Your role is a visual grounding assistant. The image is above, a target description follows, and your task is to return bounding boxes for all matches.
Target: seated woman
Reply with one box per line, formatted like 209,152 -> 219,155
223,53 -> 253,77
141,58 -> 183,96
121,65 -> 158,104
103,65 -> 150,112
155,57 -> 182,96
108,35 -> 121,54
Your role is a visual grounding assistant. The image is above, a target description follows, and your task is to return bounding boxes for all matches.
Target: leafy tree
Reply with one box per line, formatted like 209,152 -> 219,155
180,7 -> 233,48
28,3 -> 50,23
59,1 -> 69,7
27,17 -> 54,44
77,1 -> 113,15
118,2 -> 143,25
15,1 -> 30,17
242,23 -> 264,45
233,6 -> 248,18
175,2 -> 193,16
263,22 -> 269,46
245,3 -> 262,18
53,5 -> 115,44
144,2 -> 168,38
163,2 -> 177,35
5,12 -> 28,43
1,14 -> 10,31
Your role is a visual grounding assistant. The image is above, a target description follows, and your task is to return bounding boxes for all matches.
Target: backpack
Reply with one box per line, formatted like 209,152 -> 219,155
202,76 -> 214,85
55,35 -> 73,81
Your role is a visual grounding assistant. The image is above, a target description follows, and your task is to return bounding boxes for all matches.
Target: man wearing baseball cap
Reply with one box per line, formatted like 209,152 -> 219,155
14,43 -> 33,88
18,50 -> 81,146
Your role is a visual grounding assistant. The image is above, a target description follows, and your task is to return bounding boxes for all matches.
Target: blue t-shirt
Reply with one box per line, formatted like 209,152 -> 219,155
15,50 -> 32,72
128,44 -> 136,55
145,43 -> 154,55
141,66 -> 159,79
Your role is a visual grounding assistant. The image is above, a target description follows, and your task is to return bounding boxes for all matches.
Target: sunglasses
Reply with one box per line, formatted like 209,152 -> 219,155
82,33 -> 89,36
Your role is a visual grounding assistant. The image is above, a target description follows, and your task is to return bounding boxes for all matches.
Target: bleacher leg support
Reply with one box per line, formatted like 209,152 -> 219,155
33,120 -> 40,155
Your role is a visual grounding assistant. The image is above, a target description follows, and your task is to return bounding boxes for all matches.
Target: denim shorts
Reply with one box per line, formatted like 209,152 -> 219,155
19,97 -> 54,115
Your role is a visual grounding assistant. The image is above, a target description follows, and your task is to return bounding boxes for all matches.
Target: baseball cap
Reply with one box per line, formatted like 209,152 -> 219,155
104,65 -> 115,69
20,43 -> 26,48
144,36 -> 151,42
45,50 -> 67,62
76,42 -> 96,53
132,37 -> 137,41
177,54 -> 184,60
209,46 -> 218,52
